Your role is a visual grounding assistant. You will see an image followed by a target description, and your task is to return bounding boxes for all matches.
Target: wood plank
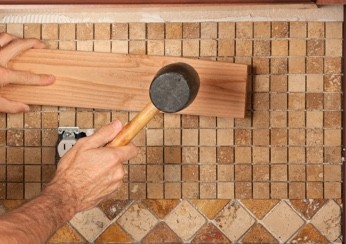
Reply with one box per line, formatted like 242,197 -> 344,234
0,49 -> 249,118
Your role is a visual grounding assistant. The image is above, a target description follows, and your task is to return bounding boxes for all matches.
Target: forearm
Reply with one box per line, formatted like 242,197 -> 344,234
0,182 -> 76,244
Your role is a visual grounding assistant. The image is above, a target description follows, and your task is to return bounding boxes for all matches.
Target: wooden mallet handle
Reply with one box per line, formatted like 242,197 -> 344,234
106,102 -> 158,147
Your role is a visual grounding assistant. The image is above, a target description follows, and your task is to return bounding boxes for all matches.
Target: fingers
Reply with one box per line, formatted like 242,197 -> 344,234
0,32 -> 17,47
0,38 -> 45,66
0,68 -> 55,86
0,96 -> 29,113
81,121 -> 123,149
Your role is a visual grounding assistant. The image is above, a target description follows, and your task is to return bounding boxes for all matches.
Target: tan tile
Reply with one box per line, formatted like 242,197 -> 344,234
253,57 -> 270,74
218,164 -> 234,182
142,199 -> 180,219
129,40 -> 146,54
25,165 -> 41,182
6,24 -> 23,37
48,224 -> 85,243
182,182 -> 199,198
289,165 -> 305,181
7,165 -> 23,182
42,112 -> 58,128
235,40 -> 252,56
7,129 -> 24,146
270,111 -> 287,128
182,147 -> 198,163
129,165 -> 146,182
254,40 -> 270,56
165,39 -> 181,56
164,129 -> 181,145
326,22 -> 342,39
7,147 -> 24,164
306,129 -> 323,146
147,40 -> 164,56
146,129 -> 163,146
308,22 -> 324,38
272,22 -> 288,38
25,183 -> 41,200
165,201 -> 206,241
311,200 -> 341,242
307,39 -> 324,56
201,22 -> 217,39
217,182 -> 234,199
307,165 -> 323,181
290,22 -> 307,38
288,57 -> 305,74
200,165 -> 216,182
324,147 -> 341,164
271,40 -> 288,56
200,39 -> 217,57
7,113 -> 24,129
164,165 -> 181,182
254,22 -> 270,38
235,164 -> 251,181
307,57 -> 324,74
271,164 -> 287,181
307,147 -> 323,164
235,182 -> 252,198
262,201 -> 304,242
147,183 -> 164,199
235,147 -> 251,164
289,147 -> 305,164
324,111 -> 341,129
236,22 -> 253,38
166,23 -> 182,39
165,183 -> 181,199
289,182 -> 306,199
324,129 -> 341,146
199,147 -> 216,164
311,182 -> 330,198
270,182 -> 288,199
24,24 -> 40,38
112,23 -> 128,39
324,182 -> 341,199
147,147 -> 163,164
112,40 -> 128,54
324,74 -> 341,92
324,93 -> 341,110
307,111 -> 323,128
324,164 -> 341,181
288,111 -> 305,128
326,39 -> 342,57
290,40 -> 306,56
183,22 -> 200,39
182,39 -> 199,57
214,200 -> 255,242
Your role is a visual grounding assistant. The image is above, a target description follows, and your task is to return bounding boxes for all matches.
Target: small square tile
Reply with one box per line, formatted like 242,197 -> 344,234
129,23 -> 146,39
112,23 -> 128,39
164,147 -> 181,164
289,147 -> 305,164
25,165 -> 41,182
271,58 -> 288,75
236,40 -> 252,56
200,183 -> 216,199
235,182 -> 252,198
182,165 -> 198,181
200,129 -> 216,145
306,182 -> 323,198
252,147 -> 269,164
307,74 -> 324,92
183,23 -> 200,39
254,22 -> 270,38
94,23 -> 110,39
288,57 -> 305,74
164,165 -> 181,182
252,58 -> 270,74
129,40 -> 146,54
147,183 -> 164,199
306,129 -> 323,146
7,147 -> 24,164
271,40 -> 288,56
324,182 -> 341,198
166,23 -> 182,39
271,165 -> 287,181
200,40 -> 217,57
290,22 -> 307,38
129,165 -> 146,182
201,22 -> 217,39
306,111 -> 323,128
164,129 -> 181,146
24,24 -> 40,38
326,22 -> 342,38
270,111 -> 287,128
146,129 -> 163,146
147,165 -> 163,182
235,147 -> 251,164
165,183 -> 181,199
253,183 -> 269,199
111,40 -> 128,54
218,39 -> 234,57
217,182 -> 234,199
308,22 -> 324,38
326,39 -> 342,57
289,165 -> 305,181
307,39 -> 324,56
306,57 -> 323,74
270,182 -> 287,199
129,183 -> 146,199
307,147 -> 323,164
253,165 -> 269,181
199,147 -> 216,164
289,182 -> 306,199
6,24 -> 23,37
235,165 -> 252,181
307,165 -> 323,181
235,129 -> 251,145
182,182 -> 199,198
218,164 -> 234,181
236,22 -> 253,38
324,93 -> 341,110
42,147 -> 56,165
25,183 -> 41,199
289,40 -> 306,56
182,39 -> 199,57
7,183 -> 23,199
253,129 -> 269,146
270,147 -> 288,164
182,129 -> 198,146
7,165 -> 23,182
272,22 -> 288,38
182,147 -> 198,164
324,165 -> 341,181
147,23 -> 164,39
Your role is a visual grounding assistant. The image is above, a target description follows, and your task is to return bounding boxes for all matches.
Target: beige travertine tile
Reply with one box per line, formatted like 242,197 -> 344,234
214,200 -> 255,242
311,200 -> 341,242
183,39 -> 199,57
6,24 -> 23,37
272,22 -> 288,38
262,201 -> 304,242
290,22 -> 307,38
271,40 -> 288,56
308,22 -> 325,38
183,22 -> 199,39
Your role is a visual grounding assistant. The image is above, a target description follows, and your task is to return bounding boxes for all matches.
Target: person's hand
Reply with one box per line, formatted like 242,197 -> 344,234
0,32 -> 55,113
44,120 -> 138,214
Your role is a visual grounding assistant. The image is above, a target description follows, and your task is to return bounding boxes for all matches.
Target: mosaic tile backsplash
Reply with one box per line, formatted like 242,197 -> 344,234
0,19 -> 343,243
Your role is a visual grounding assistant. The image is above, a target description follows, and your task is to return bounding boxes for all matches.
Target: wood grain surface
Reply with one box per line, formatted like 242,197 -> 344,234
1,49 -> 249,118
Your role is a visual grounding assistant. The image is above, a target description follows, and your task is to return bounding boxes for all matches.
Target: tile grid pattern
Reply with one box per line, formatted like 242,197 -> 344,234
0,21 -> 343,200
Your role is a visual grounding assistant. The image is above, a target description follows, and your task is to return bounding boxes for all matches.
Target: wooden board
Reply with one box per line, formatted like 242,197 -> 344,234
0,49 -> 249,118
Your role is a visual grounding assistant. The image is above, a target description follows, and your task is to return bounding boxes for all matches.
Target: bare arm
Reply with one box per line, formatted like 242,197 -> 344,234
0,121 -> 138,244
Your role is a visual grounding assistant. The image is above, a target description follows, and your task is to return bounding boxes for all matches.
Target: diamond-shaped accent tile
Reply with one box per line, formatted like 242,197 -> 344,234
142,222 -> 182,243
214,200 -> 255,242
69,207 -> 111,243
191,223 -> 230,243
289,223 -> 329,244
241,199 -> 280,219
190,199 -> 230,219
240,223 -> 278,244
95,223 -> 133,243
311,200 -> 341,242
142,199 -> 180,219
165,200 -> 206,241
117,202 -> 158,241
48,223 -> 85,243
290,199 -> 327,220
98,199 -> 133,220
262,201 -> 304,242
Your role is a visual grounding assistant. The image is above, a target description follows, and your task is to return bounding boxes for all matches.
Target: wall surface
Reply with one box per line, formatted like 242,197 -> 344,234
0,4 -> 343,243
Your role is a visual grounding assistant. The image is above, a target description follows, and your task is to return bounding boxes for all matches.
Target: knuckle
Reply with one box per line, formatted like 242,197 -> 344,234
0,32 -> 11,39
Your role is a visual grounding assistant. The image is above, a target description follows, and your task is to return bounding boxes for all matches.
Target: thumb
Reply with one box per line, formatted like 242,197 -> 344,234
83,120 -> 123,149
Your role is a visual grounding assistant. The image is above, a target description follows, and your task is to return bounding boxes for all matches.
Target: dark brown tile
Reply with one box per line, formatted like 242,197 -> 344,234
142,222 -> 182,244
143,199 -> 180,219
25,165 -> 41,182
191,223 -> 230,243
241,223 -> 278,244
